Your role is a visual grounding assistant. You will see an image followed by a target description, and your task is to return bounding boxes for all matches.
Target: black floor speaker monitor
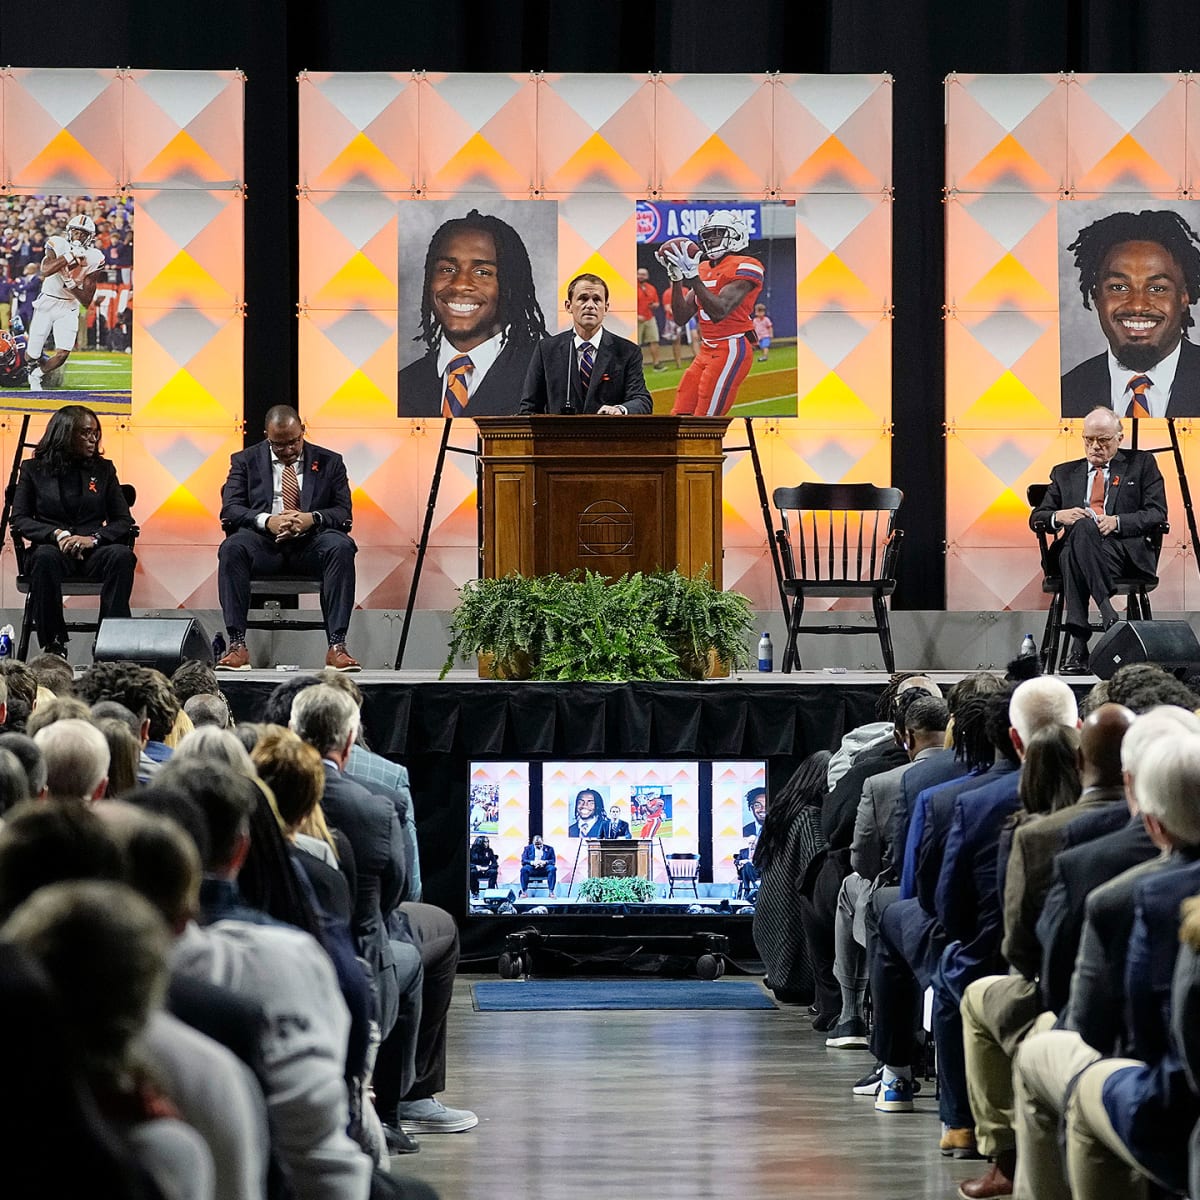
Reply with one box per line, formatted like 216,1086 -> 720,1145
1087,621 -> 1200,681
94,618 -> 213,676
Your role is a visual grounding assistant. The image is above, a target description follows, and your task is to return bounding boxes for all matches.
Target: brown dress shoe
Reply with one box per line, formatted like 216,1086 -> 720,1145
939,1126 -> 981,1159
215,643 -> 251,671
325,644 -> 361,672
957,1152 -> 1015,1198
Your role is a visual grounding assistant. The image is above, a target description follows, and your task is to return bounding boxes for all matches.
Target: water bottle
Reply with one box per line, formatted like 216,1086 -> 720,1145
757,632 -> 773,673
1020,632 -> 1037,659
0,624 -> 12,660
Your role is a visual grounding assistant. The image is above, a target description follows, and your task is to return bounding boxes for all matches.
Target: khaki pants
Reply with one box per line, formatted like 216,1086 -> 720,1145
961,974 -> 1042,1157
1066,1058 -> 1154,1200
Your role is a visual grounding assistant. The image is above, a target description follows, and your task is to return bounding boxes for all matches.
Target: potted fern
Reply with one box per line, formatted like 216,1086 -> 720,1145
576,876 -> 657,903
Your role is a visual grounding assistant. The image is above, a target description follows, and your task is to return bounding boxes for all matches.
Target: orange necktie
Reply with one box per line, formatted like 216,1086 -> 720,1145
442,354 -> 473,418
281,462 -> 299,510
1089,468 -> 1106,517
1127,374 -> 1151,418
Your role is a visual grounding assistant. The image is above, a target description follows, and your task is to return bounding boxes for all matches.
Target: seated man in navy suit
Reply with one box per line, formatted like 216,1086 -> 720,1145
519,835 -> 556,896
1030,406 -> 1166,674
216,404 -> 360,671
519,273 -> 653,415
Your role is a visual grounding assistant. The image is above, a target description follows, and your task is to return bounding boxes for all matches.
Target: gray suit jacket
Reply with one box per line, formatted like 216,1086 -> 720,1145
851,747 -> 939,881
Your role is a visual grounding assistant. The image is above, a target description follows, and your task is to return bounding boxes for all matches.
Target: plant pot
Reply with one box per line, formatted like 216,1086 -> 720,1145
477,651 -> 533,680
678,648 -> 731,680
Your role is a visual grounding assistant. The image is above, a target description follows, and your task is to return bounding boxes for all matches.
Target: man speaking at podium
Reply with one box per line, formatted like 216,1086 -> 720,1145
519,273 -> 652,415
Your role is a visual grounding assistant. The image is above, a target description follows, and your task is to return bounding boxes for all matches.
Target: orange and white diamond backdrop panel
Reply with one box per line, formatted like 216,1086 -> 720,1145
299,72 -> 891,611
946,72 -> 1200,611
0,69 -> 243,612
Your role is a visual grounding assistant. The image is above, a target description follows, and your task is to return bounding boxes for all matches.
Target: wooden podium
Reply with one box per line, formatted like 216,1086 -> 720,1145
476,416 -> 729,584
587,838 -> 654,881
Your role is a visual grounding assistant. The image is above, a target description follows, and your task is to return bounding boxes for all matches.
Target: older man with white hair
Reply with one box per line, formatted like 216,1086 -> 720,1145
1012,725 -> 1200,1200
33,717 -> 109,802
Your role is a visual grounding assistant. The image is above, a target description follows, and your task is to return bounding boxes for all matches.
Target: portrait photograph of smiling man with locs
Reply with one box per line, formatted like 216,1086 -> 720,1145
397,204 -> 552,417
1059,205 -> 1200,417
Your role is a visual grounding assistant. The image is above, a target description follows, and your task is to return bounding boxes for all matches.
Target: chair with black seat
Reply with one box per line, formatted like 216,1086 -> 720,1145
1027,482 -> 1167,674
772,483 -> 904,673
245,577 -> 327,634
9,482 -> 139,660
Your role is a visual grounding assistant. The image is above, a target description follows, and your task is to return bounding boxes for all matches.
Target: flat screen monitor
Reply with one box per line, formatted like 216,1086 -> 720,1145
466,759 -> 766,913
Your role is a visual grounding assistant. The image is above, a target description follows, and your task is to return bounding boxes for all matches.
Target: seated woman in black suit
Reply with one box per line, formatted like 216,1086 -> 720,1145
11,404 -> 135,658
469,836 -> 499,894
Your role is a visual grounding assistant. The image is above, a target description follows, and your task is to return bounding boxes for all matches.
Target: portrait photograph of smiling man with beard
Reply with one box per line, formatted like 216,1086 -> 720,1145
397,201 -> 555,417
1059,204 -> 1200,418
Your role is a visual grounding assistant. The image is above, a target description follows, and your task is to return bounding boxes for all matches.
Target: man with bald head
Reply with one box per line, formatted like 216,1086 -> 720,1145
1031,406 -> 1166,674
957,700 -> 1136,1197
216,404 -> 359,671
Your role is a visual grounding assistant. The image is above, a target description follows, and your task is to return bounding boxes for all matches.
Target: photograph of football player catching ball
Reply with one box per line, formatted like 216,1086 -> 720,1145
636,200 -> 796,417
0,195 -> 133,413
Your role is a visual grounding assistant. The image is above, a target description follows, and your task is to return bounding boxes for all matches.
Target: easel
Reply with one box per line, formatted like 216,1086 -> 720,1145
393,414 -> 789,669
1128,417 -> 1200,584
393,417 -> 481,669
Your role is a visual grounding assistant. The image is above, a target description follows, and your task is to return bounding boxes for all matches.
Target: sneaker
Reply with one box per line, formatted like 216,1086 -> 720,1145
825,1018 -> 870,1049
394,1098 -> 478,1134
810,1010 -> 839,1032
325,643 -> 361,672
874,1074 -> 914,1113
380,1123 -> 419,1155
853,1064 -> 921,1097
940,1126 -> 982,1160
216,643 -> 252,671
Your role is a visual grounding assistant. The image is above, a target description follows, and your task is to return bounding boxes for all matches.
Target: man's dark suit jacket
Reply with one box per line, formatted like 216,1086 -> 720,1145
397,338 -> 536,417
822,740 -> 907,851
1036,815 -> 1158,1014
12,455 -> 133,545
519,328 -> 653,414
608,820 -> 632,838
520,843 -> 556,868
219,440 -> 353,535
1061,337 -> 1200,417
890,749 -> 969,878
1030,446 -> 1167,578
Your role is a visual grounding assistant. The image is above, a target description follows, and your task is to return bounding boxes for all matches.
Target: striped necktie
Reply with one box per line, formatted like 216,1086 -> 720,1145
579,342 -> 594,397
281,462 -> 299,510
1127,374 -> 1151,418
442,354 -> 473,417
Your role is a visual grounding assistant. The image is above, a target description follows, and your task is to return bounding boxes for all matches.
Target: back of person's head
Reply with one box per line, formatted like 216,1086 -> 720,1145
952,689 -> 1008,770
0,747 -> 30,815
25,653 -> 74,698
172,725 -> 256,776
1120,705 -> 1200,782
96,801 -> 201,933
169,659 -> 220,705
2,879 -> 170,1082
33,719 -> 109,801
892,686 -> 937,734
1121,675 -> 1200,714
88,699 -> 142,739
756,750 -> 830,873
250,725 -> 325,829
289,684 -> 359,757
904,696 -> 949,743
875,672 -> 941,721
93,717 -> 140,798
0,661 -> 36,711
1134,732 -> 1200,848
75,662 -> 178,742
316,667 -> 363,707
1107,662 -> 1173,708
1009,676 -> 1078,747
1018,724 -> 1081,815
0,800 -> 125,922
1078,680 -> 1111,719
262,675 -> 320,726
26,696 -> 92,737
0,732 -> 46,798
154,758 -> 256,873
233,722 -> 265,754
183,691 -> 230,730
1078,701 -> 1135,786
946,671 -> 1004,718
124,781 -> 211,868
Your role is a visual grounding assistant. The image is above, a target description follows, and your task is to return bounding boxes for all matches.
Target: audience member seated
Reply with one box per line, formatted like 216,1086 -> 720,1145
957,701 -> 1135,1196
751,752 -> 830,1006
3,879 -> 216,1200
520,834 -> 556,895
1012,731 -> 1200,1200
828,695 -> 949,1051
25,694 -> 90,735
75,662 -> 180,782
33,717 -> 110,803
470,836 -> 499,894
185,692 -> 232,730
0,746 -> 30,816
733,836 -> 759,901
25,651 -> 75,698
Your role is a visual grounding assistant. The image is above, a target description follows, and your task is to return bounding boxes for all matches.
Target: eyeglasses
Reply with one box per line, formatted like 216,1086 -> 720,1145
1082,435 -> 1117,447
268,434 -> 303,451
76,427 -> 101,441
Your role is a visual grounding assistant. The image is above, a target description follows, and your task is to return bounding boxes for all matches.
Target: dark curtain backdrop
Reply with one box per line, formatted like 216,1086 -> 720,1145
6,0 -> 1200,609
